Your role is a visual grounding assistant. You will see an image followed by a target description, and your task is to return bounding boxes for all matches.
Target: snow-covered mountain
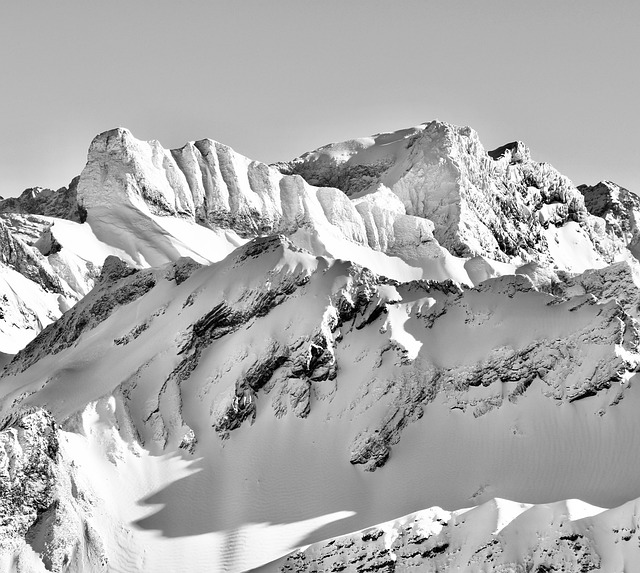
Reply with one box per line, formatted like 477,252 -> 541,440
1,121 -> 640,572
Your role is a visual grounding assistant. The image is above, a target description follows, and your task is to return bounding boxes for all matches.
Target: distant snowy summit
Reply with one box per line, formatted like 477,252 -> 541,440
2,121 -> 640,572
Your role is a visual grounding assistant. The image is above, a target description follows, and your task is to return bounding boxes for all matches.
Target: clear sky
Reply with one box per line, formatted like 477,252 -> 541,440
1,1 -> 638,197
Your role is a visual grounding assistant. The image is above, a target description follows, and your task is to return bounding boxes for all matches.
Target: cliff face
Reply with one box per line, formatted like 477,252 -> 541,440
76,128 -> 368,240
75,128 -> 450,277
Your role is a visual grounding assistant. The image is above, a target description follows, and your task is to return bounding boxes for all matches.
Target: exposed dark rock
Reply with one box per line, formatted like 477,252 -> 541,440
488,141 -> 531,164
0,219 -> 66,294
578,180 -> 640,255
98,255 -> 139,285
0,409 -> 58,550
0,177 -> 82,222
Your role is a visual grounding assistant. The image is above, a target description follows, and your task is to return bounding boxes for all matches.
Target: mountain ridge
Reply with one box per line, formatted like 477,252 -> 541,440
2,120 -> 640,572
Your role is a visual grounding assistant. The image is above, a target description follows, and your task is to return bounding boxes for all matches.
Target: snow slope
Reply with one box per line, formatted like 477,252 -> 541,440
2,235 -> 640,572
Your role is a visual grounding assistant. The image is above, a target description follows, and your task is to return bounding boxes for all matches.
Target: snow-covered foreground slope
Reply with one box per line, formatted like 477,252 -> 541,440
2,121 -> 640,572
2,235 -> 640,572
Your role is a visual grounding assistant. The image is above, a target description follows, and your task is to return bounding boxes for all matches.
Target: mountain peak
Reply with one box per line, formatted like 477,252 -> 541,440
3,120 -> 640,572
487,140 -> 531,163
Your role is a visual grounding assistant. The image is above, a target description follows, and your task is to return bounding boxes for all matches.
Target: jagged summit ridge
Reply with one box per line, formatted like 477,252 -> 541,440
76,126 -> 461,282
78,126 -> 364,238
71,121 -> 639,290
278,120 -> 617,266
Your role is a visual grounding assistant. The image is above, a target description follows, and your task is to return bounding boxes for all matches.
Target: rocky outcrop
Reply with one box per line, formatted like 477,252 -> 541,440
4,257 -> 159,375
487,140 -> 531,163
553,260 -> 640,319
0,409 -> 108,571
349,275 -> 639,470
282,498 -> 614,572
0,409 -> 59,552
0,177 -> 83,223
0,213 -> 52,246
579,180 -> 640,256
0,219 -> 66,295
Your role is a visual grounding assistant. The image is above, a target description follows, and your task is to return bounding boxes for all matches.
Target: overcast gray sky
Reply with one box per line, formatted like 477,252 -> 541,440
2,1 -> 638,197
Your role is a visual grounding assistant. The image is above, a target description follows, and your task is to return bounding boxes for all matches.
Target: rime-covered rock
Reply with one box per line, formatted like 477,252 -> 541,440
579,180 -> 640,256
0,409 -> 107,571
0,409 -> 59,551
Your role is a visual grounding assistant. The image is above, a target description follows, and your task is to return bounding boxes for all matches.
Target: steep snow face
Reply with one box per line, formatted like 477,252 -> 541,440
0,265 -> 63,354
280,121 -> 621,270
2,237 -> 640,571
0,218 -> 79,354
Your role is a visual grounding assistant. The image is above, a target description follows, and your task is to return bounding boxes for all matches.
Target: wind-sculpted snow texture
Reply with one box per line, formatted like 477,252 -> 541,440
2,121 -> 640,572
